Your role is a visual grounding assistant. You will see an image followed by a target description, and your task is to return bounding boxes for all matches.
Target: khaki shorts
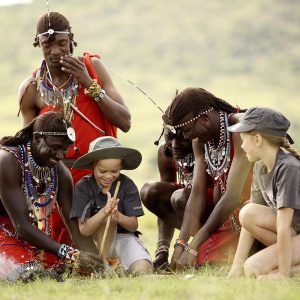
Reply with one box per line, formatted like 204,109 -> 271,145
112,233 -> 152,271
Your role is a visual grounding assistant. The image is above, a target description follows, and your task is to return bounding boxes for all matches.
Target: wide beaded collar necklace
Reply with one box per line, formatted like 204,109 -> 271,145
35,60 -> 78,122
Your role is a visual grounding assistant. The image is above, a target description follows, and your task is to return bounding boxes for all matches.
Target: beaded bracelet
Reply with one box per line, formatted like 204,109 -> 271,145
174,239 -> 198,257
84,80 -> 106,102
57,244 -> 80,263
84,80 -> 101,98
184,245 -> 198,257
174,239 -> 187,248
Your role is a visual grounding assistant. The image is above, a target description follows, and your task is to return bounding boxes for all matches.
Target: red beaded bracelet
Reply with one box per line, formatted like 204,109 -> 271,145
174,239 -> 198,257
174,239 -> 187,248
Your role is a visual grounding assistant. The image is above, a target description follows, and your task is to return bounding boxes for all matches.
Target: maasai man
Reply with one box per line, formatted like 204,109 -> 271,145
141,127 -> 195,271
162,87 -> 253,271
0,112 -> 103,281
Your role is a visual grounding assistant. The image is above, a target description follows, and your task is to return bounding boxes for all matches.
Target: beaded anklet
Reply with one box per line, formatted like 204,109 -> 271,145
155,239 -> 170,257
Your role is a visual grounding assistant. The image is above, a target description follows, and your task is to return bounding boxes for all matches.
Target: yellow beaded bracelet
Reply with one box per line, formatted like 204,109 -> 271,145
84,80 -> 101,99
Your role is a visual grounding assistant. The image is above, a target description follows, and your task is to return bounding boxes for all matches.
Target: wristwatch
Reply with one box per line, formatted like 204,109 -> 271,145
94,89 -> 106,102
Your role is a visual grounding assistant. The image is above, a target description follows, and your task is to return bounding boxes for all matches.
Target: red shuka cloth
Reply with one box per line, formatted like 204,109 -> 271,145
0,216 -> 60,267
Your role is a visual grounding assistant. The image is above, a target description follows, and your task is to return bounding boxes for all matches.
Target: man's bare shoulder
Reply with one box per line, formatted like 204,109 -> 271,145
20,80 -> 38,97
19,75 -> 36,94
0,147 -> 20,171
19,77 -> 42,110
229,112 -> 245,126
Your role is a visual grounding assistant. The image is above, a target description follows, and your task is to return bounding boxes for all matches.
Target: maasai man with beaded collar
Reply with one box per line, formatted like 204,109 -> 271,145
19,11 -> 131,181
162,87 -> 253,271
0,112 -> 104,281
18,11 -> 131,245
141,126 -> 196,271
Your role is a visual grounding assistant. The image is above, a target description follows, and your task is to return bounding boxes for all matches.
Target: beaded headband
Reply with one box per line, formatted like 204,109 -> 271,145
34,127 -> 76,142
166,107 -> 214,134
37,28 -> 70,38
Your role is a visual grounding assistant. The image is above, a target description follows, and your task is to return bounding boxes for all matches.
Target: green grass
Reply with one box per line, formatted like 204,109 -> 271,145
1,267 -> 300,300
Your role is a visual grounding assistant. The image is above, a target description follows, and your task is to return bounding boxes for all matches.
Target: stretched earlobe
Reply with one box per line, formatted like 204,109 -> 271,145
33,133 -> 42,145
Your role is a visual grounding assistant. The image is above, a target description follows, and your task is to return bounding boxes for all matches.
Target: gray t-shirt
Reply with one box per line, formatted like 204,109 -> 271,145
251,149 -> 300,232
70,173 -> 144,234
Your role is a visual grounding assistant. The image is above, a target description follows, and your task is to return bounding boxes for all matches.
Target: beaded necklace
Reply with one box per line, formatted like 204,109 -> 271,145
176,153 -> 195,188
35,60 -> 78,122
204,111 -> 231,194
18,142 -> 58,235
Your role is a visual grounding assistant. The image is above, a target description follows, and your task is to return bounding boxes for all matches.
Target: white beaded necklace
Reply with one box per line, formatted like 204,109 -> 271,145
204,111 -> 231,194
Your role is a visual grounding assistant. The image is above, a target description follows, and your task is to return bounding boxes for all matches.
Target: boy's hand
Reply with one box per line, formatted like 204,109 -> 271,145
103,192 -> 115,217
111,199 -> 120,223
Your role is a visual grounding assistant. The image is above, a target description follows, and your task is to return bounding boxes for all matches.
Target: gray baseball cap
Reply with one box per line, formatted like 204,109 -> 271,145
228,107 -> 292,140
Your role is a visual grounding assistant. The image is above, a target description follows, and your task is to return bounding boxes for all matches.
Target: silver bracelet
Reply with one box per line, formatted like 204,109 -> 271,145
94,89 -> 106,102
184,245 -> 198,257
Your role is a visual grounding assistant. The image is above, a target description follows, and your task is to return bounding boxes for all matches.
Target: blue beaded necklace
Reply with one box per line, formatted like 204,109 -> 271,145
18,142 -> 58,234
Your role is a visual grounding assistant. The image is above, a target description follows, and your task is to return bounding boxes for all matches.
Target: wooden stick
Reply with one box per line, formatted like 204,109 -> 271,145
99,181 -> 121,258
70,103 -> 106,134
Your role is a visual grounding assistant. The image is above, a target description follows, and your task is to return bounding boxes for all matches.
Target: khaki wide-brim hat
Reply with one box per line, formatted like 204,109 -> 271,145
72,136 -> 142,170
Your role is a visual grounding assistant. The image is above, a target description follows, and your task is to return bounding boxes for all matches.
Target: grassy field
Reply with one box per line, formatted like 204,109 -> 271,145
1,267 -> 300,300
1,0 -> 300,298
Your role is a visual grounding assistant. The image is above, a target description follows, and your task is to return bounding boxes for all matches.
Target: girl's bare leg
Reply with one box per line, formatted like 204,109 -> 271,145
244,233 -> 300,277
241,203 -> 277,246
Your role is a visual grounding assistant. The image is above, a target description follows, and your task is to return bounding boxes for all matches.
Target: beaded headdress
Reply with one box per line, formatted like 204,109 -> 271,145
37,28 -> 70,39
34,127 -> 76,142
37,1 -> 70,40
166,107 -> 214,134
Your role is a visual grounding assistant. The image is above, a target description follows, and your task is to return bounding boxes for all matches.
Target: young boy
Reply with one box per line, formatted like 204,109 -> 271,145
70,136 -> 152,276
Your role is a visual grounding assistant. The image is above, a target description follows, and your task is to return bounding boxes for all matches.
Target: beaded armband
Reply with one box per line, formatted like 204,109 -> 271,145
57,244 -> 80,263
84,80 -> 106,102
174,239 -> 198,257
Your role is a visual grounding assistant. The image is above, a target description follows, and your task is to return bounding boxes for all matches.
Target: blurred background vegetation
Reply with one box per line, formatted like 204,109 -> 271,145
0,0 -> 299,253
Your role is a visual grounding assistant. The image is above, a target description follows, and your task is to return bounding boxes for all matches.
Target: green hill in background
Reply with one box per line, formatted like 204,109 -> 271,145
0,0 -> 299,187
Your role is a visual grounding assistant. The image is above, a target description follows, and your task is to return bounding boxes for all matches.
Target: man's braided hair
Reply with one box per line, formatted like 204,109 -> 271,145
0,111 -> 71,146
162,87 -> 245,126
33,11 -> 77,54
